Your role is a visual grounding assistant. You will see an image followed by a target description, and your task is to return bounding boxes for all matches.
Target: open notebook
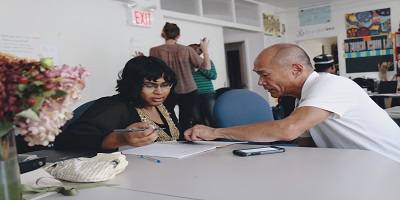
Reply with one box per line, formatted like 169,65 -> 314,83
121,141 -> 241,159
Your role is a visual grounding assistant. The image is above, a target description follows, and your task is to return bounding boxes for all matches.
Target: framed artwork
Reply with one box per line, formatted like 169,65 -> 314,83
299,5 -> 331,27
263,14 -> 281,37
345,8 -> 391,38
344,35 -> 394,73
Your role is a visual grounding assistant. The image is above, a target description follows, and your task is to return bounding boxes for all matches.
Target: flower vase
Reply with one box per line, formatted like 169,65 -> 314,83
0,129 -> 22,200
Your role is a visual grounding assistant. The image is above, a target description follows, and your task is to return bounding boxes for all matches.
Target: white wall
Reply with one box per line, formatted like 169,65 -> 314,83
2,0 -> 400,109
284,0 -> 400,80
0,0 -> 228,109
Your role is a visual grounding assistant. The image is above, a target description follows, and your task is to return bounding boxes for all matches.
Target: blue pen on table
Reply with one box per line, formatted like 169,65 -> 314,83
140,155 -> 162,163
113,127 -> 165,132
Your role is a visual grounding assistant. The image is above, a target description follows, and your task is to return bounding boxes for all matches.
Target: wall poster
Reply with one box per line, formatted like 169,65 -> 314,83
296,5 -> 335,40
0,33 -> 60,64
345,8 -> 391,38
344,35 -> 394,73
263,14 -> 281,37
299,5 -> 331,27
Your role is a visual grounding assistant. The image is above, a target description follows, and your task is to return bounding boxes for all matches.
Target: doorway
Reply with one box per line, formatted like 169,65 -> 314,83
224,42 -> 248,89
297,37 -> 338,73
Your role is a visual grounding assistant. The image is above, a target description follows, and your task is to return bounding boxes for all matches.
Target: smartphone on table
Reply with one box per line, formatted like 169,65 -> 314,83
232,146 -> 285,157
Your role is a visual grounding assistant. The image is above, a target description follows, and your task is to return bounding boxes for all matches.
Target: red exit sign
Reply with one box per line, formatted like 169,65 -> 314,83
130,10 -> 152,27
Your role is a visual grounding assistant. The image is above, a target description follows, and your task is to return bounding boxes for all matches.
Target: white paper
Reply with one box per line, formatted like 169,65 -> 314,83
120,141 -> 237,159
192,141 -> 246,147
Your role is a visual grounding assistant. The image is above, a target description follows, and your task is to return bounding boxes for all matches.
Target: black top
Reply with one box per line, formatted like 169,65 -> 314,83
54,94 -> 183,152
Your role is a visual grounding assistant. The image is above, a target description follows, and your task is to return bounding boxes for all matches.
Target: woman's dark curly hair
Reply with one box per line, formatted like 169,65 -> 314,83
116,56 -> 177,108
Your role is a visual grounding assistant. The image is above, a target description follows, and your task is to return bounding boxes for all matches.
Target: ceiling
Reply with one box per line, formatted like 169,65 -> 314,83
254,0 -> 347,10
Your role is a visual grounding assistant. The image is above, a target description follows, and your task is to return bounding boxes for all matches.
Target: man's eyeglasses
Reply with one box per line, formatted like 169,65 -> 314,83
142,82 -> 173,91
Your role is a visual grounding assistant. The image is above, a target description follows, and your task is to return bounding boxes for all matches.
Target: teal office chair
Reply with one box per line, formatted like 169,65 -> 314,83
213,89 -> 297,146
61,100 -> 95,131
214,89 -> 274,128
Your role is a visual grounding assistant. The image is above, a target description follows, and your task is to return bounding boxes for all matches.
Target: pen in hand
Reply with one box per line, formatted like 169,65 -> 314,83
113,127 -> 165,132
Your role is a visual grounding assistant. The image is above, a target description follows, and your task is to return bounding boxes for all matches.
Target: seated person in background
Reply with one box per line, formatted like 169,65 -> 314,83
189,43 -> 217,127
313,54 -> 337,75
55,56 -> 182,151
184,43 -> 400,163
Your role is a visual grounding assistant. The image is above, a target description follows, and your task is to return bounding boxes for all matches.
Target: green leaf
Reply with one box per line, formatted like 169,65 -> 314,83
35,96 -> 45,105
42,90 -> 56,98
32,81 -> 44,86
15,108 -> 40,122
17,84 -> 27,92
0,122 -> 14,138
53,90 -> 67,98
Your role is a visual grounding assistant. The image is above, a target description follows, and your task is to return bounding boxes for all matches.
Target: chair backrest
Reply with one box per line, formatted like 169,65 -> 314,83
213,89 -> 274,128
215,87 -> 234,99
61,100 -> 95,131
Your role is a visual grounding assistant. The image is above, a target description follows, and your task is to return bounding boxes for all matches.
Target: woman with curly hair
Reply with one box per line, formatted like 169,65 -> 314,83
55,56 -> 183,151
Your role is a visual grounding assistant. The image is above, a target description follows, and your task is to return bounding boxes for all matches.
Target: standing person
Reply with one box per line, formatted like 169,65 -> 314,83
149,22 -> 211,131
55,56 -> 182,151
313,54 -> 338,74
184,43 -> 400,163
189,43 -> 217,127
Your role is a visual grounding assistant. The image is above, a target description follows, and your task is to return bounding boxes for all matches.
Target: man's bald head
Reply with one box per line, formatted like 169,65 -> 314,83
255,43 -> 313,71
253,43 -> 314,98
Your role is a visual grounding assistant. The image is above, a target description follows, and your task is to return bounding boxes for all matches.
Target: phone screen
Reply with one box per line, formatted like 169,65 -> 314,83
233,146 -> 285,156
239,147 -> 279,153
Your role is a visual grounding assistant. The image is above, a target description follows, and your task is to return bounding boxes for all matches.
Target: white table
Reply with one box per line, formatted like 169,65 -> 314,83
41,144 -> 400,200
386,106 -> 400,119
369,92 -> 400,108
385,106 -> 400,126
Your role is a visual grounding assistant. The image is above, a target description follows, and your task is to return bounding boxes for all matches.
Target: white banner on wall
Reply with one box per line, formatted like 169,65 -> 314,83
0,33 -> 60,64
295,23 -> 336,40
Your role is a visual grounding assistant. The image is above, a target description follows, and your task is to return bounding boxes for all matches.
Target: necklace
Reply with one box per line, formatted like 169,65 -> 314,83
135,104 -> 180,141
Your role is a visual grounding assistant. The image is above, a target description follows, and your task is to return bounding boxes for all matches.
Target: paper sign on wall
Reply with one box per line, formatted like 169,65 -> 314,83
0,33 -> 60,64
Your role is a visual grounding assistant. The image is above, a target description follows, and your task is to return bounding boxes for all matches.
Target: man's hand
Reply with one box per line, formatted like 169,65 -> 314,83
184,125 -> 218,141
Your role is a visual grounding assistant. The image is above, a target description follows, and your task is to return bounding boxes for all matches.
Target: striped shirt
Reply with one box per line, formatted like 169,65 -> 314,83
192,60 -> 217,94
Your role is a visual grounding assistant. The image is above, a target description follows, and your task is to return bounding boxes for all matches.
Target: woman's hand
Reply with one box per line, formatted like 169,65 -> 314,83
101,122 -> 159,149
132,51 -> 145,57
199,38 -> 210,54
123,122 -> 159,147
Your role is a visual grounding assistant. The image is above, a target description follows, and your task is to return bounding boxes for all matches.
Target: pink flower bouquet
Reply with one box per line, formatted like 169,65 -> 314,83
0,53 -> 90,146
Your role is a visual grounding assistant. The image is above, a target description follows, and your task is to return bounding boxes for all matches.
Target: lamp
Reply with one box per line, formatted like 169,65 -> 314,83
126,0 -> 137,8
147,5 -> 157,12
